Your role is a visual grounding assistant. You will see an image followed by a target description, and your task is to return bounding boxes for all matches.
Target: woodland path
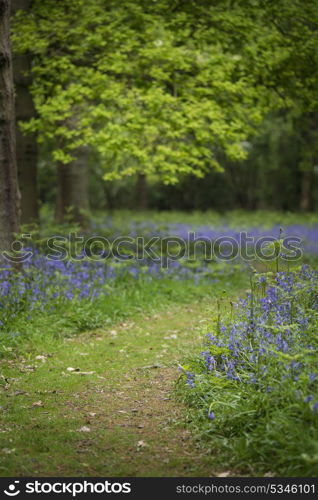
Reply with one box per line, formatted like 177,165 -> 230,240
0,300 -> 224,477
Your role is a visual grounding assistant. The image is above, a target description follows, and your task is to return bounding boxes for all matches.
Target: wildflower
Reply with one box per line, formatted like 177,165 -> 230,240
208,411 -> 215,420
185,372 -> 195,388
304,395 -> 313,403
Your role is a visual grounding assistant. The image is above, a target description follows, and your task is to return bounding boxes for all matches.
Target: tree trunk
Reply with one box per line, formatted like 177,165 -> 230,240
69,148 -> 89,227
136,173 -> 148,210
0,0 -> 20,255
299,169 -> 311,212
55,162 -> 72,223
103,182 -> 116,210
12,0 -> 38,224
55,147 -> 90,227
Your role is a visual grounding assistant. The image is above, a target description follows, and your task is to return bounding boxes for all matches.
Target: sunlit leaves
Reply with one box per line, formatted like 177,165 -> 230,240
13,0 -> 317,182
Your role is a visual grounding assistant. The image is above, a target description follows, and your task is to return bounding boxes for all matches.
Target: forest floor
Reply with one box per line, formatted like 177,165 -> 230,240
0,298 -> 231,477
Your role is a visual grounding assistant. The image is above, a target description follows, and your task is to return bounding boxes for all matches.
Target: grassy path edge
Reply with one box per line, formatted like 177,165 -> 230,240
0,298 -> 231,477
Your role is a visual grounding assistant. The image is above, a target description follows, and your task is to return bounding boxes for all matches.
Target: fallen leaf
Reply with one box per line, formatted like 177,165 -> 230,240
0,375 -> 9,385
216,471 -> 231,477
137,440 -> 148,448
72,371 -> 96,376
32,401 -> 43,407
14,390 -> 26,396
88,412 -> 96,417
139,364 -> 163,370
77,426 -> 91,433
35,355 -> 47,362
20,365 -> 36,373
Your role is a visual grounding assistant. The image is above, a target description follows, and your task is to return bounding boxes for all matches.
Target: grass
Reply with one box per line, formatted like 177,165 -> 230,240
0,272 -> 247,477
176,266 -> 318,477
2,209 -> 317,477
89,209 -> 318,230
1,273 -> 243,353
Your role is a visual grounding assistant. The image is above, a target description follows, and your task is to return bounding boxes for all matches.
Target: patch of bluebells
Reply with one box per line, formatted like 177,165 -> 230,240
185,265 -> 318,419
3,216 -> 318,333
96,218 -> 318,256
165,223 -> 318,256
185,371 -> 196,388
0,250 -> 222,328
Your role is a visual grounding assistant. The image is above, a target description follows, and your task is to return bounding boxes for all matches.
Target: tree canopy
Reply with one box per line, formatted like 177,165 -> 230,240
12,0 -> 271,183
8,0 -> 318,217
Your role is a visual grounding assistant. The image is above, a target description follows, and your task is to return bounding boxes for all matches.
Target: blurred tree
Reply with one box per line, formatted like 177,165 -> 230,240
55,146 -> 90,227
136,173 -> 148,211
12,0 -> 262,194
11,0 -> 318,214
12,0 -> 38,224
0,0 -> 20,254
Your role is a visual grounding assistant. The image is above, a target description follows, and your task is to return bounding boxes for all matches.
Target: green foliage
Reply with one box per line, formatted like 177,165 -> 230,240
0,265 -> 246,354
12,0 -> 271,183
12,0 -> 318,199
176,266 -> 318,476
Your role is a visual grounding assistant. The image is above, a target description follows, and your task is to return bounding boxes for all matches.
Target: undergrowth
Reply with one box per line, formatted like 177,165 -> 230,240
177,265 -> 318,476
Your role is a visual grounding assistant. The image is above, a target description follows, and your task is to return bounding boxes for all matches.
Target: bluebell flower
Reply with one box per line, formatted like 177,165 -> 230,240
304,395 -> 313,403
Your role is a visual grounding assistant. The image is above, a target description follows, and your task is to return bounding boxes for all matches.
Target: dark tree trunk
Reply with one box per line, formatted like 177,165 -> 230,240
299,169 -> 311,212
0,0 -> 20,255
136,173 -> 148,210
103,182 -> 116,210
55,162 -> 72,223
69,148 -> 89,227
55,147 -> 90,227
12,0 -> 38,224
